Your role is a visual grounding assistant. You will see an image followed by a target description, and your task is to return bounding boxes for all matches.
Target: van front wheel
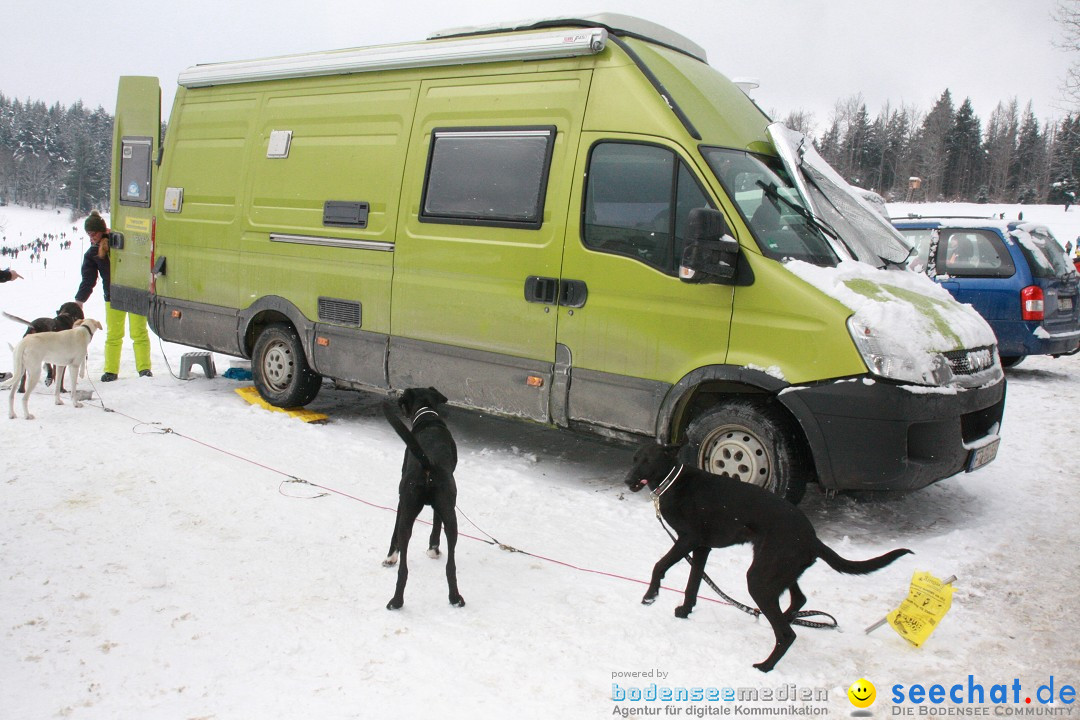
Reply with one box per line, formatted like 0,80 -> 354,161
685,400 -> 808,504
252,323 -> 322,408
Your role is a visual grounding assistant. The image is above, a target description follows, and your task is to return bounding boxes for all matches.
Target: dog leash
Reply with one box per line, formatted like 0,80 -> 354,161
652,467 -> 838,630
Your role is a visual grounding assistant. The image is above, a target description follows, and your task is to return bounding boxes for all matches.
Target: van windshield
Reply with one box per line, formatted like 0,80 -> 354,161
703,147 -> 839,266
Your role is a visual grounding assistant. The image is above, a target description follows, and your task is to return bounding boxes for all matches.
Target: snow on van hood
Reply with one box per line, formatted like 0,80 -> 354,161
785,259 -> 998,354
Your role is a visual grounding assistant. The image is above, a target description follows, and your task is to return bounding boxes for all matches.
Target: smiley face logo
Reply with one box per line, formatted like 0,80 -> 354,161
848,678 -> 876,708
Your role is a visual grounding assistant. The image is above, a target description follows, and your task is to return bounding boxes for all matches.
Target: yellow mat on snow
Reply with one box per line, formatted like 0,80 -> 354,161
234,386 -> 329,423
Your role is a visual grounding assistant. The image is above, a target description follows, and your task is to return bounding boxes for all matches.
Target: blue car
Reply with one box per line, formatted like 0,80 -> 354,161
893,217 -> 1080,367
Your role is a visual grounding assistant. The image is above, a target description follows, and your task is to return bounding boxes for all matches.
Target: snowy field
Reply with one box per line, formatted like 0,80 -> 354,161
0,202 -> 1077,718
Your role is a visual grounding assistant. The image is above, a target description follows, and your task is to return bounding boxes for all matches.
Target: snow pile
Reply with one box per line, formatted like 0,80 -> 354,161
784,258 -> 997,358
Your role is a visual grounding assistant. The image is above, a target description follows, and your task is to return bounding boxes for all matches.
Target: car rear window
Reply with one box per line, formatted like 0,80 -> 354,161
1015,228 -> 1074,279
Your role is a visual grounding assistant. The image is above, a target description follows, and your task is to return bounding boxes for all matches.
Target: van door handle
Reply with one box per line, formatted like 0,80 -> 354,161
559,279 -> 588,308
525,276 -> 560,305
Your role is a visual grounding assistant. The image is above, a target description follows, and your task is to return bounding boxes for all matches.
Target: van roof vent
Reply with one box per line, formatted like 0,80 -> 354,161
430,14 -> 707,63
179,27 -> 608,88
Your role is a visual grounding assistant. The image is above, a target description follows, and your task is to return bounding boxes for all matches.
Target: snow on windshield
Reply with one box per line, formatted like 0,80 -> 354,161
768,124 -> 913,267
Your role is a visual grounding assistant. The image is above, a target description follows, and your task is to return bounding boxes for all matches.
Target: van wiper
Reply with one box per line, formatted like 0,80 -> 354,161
755,179 -> 840,240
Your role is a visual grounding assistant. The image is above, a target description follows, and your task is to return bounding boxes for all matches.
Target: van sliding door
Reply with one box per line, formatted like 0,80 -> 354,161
390,72 -> 591,420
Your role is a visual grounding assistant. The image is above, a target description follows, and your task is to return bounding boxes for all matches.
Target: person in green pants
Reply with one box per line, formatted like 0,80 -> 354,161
75,211 -> 152,381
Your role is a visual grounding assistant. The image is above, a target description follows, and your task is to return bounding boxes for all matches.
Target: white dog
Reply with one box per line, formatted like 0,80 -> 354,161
8,318 -> 102,420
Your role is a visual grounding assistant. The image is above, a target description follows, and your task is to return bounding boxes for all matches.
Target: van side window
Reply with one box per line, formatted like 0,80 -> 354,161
583,142 -> 711,273
420,127 -> 556,229
119,137 -> 153,208
938,230 -> 1015,278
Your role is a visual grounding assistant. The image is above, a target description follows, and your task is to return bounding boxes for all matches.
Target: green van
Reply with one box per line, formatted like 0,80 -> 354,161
108,14 -> 1005,501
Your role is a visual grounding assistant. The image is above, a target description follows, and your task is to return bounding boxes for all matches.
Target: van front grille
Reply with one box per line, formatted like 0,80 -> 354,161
943,346 -> 996,375
318,297 -> 361,326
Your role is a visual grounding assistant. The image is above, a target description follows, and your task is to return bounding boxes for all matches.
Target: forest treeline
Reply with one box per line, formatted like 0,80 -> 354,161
785,89 -> 1080,205
3,88 -> 1080,212
0,93 -> 112,213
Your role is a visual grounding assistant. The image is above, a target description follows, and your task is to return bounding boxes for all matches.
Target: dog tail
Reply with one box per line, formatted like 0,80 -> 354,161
3,311 -> 33,327
381,400 -> 435,472
816,541 -> 912,575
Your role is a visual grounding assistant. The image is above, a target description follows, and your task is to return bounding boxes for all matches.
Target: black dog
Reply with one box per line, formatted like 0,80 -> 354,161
626,442 -> 911,673
381,387 -> 464,610
6,302 -> 85,391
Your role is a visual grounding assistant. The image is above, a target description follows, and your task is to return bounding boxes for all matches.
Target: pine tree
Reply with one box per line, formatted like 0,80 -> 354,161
912,90 -> 955,200
1012,103 -> 1047,202
944,98 -> 982,199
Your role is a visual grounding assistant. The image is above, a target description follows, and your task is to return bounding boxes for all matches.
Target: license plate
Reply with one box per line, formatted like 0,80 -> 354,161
1061,296 -> 1074,311
966,438 -> 1000,472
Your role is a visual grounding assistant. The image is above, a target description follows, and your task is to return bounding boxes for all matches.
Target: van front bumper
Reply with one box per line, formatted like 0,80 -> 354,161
780,375 -> 1007,492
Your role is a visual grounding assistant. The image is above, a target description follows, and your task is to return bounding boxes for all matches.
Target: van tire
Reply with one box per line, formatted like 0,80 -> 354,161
252,323 -> 322,408
685,399 -> 808,504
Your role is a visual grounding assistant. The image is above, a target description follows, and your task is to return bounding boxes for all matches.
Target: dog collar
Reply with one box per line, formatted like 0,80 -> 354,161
79,324 -> 94,336
413,407 -> 440,424
652,464 -> 684,500
650,465 -> 684,517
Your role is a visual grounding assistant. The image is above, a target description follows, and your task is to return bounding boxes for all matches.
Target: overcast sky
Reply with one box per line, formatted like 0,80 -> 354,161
2,0 -> 1069,135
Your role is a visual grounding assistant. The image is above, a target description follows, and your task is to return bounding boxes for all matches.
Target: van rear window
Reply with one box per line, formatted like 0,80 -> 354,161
420,127 -> 555,229
119,137 -> 153,208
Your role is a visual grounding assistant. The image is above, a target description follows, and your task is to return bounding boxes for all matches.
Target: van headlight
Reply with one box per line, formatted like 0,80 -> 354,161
847,317 -> 955,386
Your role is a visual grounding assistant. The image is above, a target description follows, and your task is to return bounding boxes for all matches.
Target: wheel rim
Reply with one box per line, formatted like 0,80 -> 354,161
262,340 -> 296,393
698,424 -> 772,488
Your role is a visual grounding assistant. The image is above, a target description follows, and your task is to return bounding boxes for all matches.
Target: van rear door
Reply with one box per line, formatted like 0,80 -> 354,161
109,76 -> 161,317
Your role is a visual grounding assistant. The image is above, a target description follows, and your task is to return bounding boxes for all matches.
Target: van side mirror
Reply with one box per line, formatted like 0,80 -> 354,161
679,208 -> 739,284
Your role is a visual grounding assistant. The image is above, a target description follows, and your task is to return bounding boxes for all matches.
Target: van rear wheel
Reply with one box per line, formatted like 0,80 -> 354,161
685,399 -> 808,504
252,323 -> 322,408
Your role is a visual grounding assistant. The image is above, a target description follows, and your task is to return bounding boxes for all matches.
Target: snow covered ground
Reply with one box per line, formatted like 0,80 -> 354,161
0,203 -> 1077,719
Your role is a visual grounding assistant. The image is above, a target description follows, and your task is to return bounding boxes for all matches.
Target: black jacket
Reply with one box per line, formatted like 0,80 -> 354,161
76,239 -> 111,303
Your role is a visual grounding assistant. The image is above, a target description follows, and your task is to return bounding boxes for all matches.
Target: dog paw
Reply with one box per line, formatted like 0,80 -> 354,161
381,558 -> 398,568
674,606 -> 692,619
427,547 -> 442,559
449,595 -> 465,608
73,401 -> 83,408
641,595 -> 657,606
386,598 -> 403,610
752,662 -> 773,673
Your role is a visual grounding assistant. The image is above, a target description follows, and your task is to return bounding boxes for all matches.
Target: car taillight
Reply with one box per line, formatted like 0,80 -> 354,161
1021,285 -> 1044,321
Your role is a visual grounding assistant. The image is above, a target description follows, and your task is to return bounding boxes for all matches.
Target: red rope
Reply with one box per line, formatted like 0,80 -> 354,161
108,404 -> 729,607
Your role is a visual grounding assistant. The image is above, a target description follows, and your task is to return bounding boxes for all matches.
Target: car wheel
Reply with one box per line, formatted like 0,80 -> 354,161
685,399 -> 809,504
1000,355 -> 1026,369
252,323 -> 322,407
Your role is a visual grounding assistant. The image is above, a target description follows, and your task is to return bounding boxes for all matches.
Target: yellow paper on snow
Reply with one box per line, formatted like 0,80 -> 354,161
887,571 -> 955,647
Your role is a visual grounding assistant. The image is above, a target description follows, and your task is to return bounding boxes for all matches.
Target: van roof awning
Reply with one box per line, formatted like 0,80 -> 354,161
430,14 -> 708,63
178,26 -> 608,88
